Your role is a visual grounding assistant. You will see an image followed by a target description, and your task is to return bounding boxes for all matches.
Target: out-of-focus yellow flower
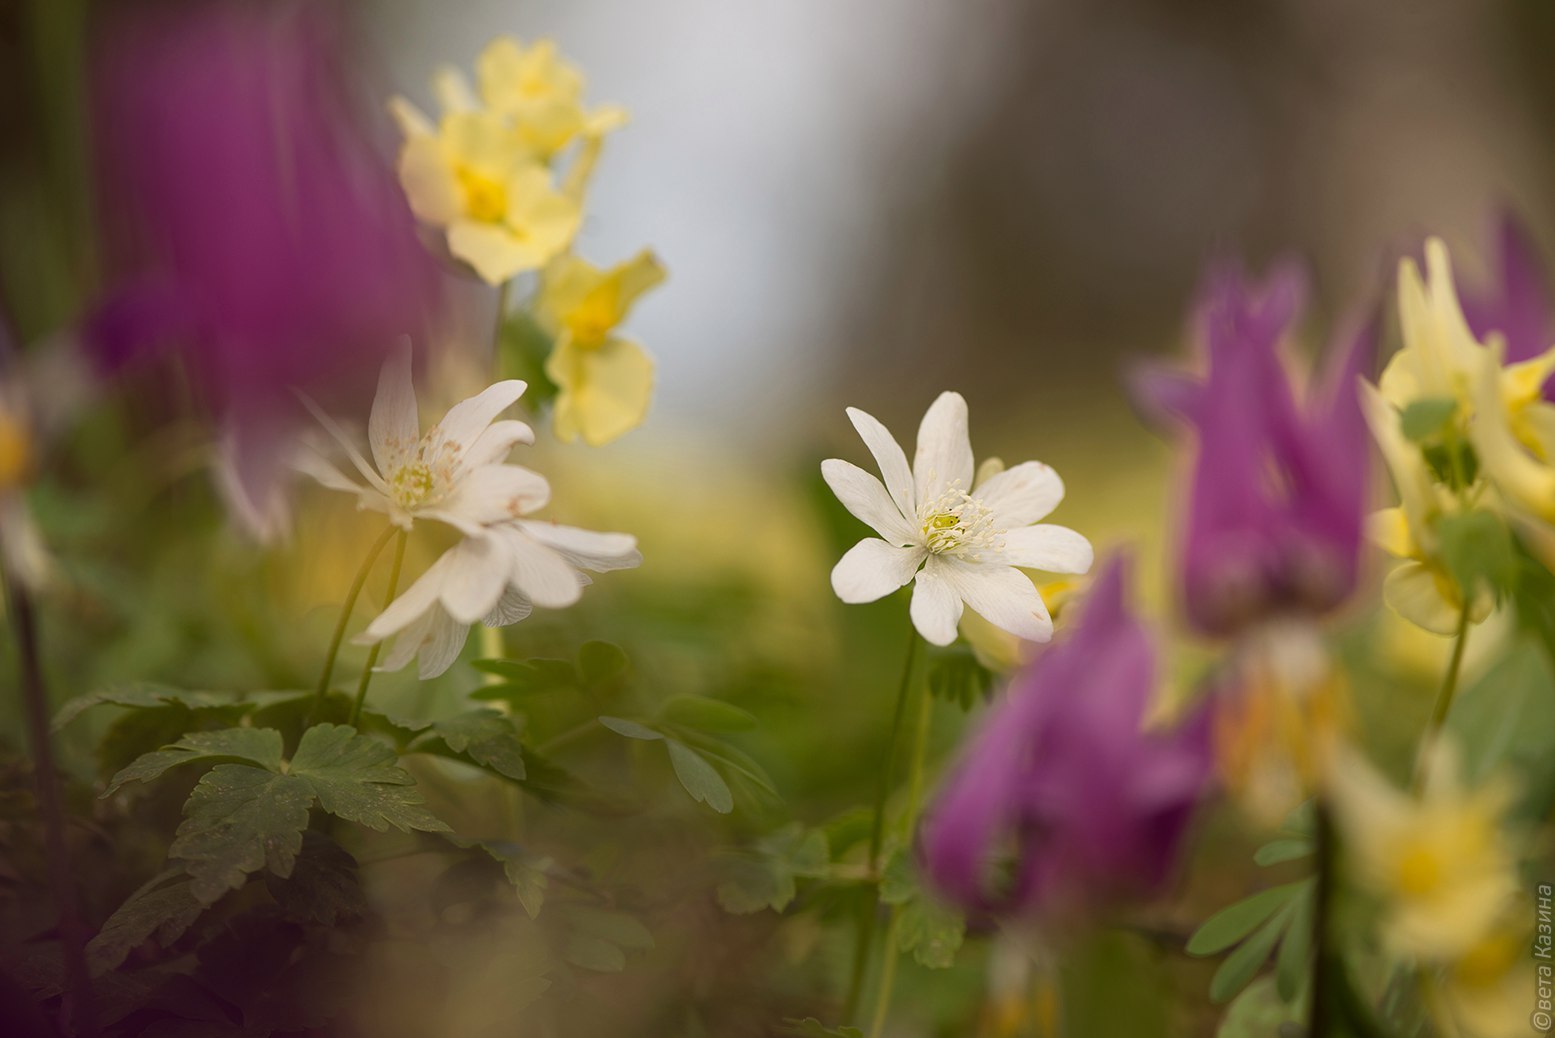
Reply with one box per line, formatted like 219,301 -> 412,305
391,93 -> 580,285
1212,620 -> 1351,824
1330,744 -> 1519,962
475,37 -> 626,159
536,251 -> 666,445
1427,917 -> 1539,1038
0,397 -> 48,589
1468,337 -> 1555,566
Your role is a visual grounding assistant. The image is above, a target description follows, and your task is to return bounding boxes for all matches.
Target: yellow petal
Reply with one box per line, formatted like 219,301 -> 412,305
388,96 -> 435,138
1383,562 -> 1471,636
431,66 -> 479,114
1469,338 -> 1555,520
441,110 -> 526,178
1366,507 -> 1416,559
504,167 -> 581,263
546,335 -> 654,446
398,136 -> 462,225
447,221 -> 540,285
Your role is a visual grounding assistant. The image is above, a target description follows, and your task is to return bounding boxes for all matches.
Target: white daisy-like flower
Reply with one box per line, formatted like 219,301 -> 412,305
299,344 -> 548,536
358,520 -> 642,678
822,391 -> 1093,646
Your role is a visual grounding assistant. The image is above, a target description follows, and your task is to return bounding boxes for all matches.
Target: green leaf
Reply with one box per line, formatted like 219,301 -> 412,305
1209,899 -> 1298,1004
497,311 -> 559,406
1438,510 -> 1517,601
171,765 -> 314,903
715,825 -> 829,914
878,849 -> 916,906
896,897 -> 965,969
676,732 -> 780,799
1215,978 -> 1305,1037
779,1019 -> 864,1038
263,831 -> 366,926
666,740 -> 734,814
413,709 -> 526,781
1445,637 -> 1555,820
470,657 -> 577,697
657,694 -> 757,732
559,905 -> 653,972
54,683 -> 241,730
926,646 -> 994,710
1253,838 -> 1313,867
450,838 -> 551,919
1423,440 -> 1480,490
563,934 -> 625,973
86,869 -> 205,975
104,727 -> 284,796
1186,883 -> 1305,956
288,724 -> 450,833
578,640 -> 628,687
1399,397 -> 1458,442
598,716 -> 663,741
1275,885 -> 1314,1003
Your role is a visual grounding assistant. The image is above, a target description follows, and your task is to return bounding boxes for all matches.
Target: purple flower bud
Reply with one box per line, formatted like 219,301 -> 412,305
1133,261 -> 1375,637
86,2 -> 439,538
919,555 -> 1213,923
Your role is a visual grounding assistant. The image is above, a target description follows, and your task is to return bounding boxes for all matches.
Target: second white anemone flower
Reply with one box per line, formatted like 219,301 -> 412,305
299,345 -> 547,536
822,391 -> 1093,646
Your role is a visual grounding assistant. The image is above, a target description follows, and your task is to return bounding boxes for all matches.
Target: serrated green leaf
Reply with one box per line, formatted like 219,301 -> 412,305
1399,397 -> 1458,443
288,724 -> 449,833
878,849 -> 915,906
1275,885 -> 1314,1003
716,857 -> 793,914
104,727 -> 284,796
666,740 -> 734,813
86,870 -> 204,975
412,709 -> 526,781
896,898 -> 964,969
1209,899 -> 1299,1004
1187,883 -> 1305,956
264,831 -> 366,926
1254,838 -> 1313,867
657,694 -> 757,732
759,824 -> 828,877
171,765 -> 314,903
598,716 -> 662,741
54,683 -> 241,730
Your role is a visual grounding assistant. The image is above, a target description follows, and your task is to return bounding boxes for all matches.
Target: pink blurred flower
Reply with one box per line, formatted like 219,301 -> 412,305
87,1 -> 438,539
919,555 -> 1212,923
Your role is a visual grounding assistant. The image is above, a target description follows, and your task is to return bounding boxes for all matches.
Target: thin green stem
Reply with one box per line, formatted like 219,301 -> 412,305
867,672 -> 936,1038
537,719 -> 603,756
313,524 -> 397,712
843,625 -> 921,1022
4,572 -> 97,1037
349,529 -> 407,729
1308,801 -> 1336,1038
1412,606 -> 1470,794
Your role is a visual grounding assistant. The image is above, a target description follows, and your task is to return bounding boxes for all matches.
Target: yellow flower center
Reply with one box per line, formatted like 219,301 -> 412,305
919,483 -> 1001,559
0,410 -> 32,490
389,461 -> 437,510
1452,927 -> 1521,988
1393,842 -> 1443,897
458,168 -> 507,223
565,288 -> 621,347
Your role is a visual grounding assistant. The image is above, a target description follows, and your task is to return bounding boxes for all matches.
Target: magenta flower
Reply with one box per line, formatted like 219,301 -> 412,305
1459,213 -> 1553,369
1134,262 -> 1374,637
919,555 -> 1212,921
87,2 -> 438,539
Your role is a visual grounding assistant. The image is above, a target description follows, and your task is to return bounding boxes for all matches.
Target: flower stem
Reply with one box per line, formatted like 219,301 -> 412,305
867,680 -> 935,1038
1412,605 -> 1470,794
349,529 -> 407,729
843,625 -> 921,1023
4,573 -> 98,1037
313,524 -> 396,713
1308,800 -> 1336,1038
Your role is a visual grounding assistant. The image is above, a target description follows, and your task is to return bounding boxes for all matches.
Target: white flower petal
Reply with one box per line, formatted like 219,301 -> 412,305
846,406 -> 915,518
369,342 -> 420,475
909,559 -> 963,645
427,380 -> 527,468
418,608 -> 471,679
297,394 -> 390,495
913,391 -> 975,505
976,461 -> 1064,526
466,419 -> 535,469
1383,562 -> 1466,636
483,586 -> 534,627
440,464 -> 551,524
437,536 -> 512,624
518,521 -> 641,572
830,538 -> 924,603
360,552 -> 451,642
821,459 -> 915,544
939,559 -> 1053,643
293,447 -> 365,496
1000,524 -> 1093,574
496,527 -> 585,608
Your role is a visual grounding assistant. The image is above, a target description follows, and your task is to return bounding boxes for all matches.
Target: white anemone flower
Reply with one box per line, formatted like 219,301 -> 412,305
299,345 -> 549,536
822,391 -> 1093,646
359,518 -> 642,678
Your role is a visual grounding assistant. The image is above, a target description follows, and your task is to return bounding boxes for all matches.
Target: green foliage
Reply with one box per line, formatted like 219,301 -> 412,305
1215,978 -> 1304,1037
598,694 -> 778,814
85,869 -> 204,976
1421,439 -> 1480,490
895,897 -> 965,970
497,311 -> 560,408
386,708 -> 528,781
715,823 -> 828,914
473,640 -> 630,703
104,727 -> 285,795
1398,397 -> 1458,443
1445,637 -> 1555,820
1188,880 -> 1314,1005
172,764 -> 316,902
925,644 -> 995,710
558,905 -> 654,974
780,1019 -> 863,1038
1436,509 -> 1516,602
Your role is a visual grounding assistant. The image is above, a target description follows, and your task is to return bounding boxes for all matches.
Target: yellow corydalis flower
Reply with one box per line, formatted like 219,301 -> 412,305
390,35 -> 627,285
1330,745 -> 1519,962
536,251 -> 666,446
